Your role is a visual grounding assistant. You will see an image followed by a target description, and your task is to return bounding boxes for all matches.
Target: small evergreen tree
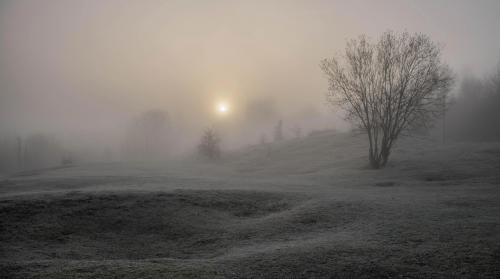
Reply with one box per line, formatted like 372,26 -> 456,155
198,128 -> 221,160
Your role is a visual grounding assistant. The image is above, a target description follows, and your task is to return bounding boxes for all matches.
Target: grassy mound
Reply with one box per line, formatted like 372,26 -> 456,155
0,190 -> 374,278
0,190 -> 308,260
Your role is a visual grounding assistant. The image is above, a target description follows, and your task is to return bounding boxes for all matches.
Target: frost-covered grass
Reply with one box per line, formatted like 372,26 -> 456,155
1,131 -> 500,278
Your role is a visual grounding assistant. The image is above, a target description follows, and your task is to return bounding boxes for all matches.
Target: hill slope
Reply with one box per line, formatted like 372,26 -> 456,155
1,131 -> 500,278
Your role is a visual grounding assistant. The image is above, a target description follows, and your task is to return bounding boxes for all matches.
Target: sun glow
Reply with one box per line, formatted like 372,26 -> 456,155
216,102 -> 229,115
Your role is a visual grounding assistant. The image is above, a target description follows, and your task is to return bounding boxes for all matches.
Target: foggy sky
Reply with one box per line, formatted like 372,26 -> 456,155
1,0 -> 500,151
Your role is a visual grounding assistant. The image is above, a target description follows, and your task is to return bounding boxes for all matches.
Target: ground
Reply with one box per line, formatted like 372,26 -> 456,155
1,131 -> 500,278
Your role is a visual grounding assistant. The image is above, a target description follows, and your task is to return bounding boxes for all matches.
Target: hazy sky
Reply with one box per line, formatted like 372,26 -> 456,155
1,0 -> 500,147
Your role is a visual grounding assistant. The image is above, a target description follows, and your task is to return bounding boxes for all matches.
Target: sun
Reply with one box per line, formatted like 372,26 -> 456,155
216,102 -> 229,115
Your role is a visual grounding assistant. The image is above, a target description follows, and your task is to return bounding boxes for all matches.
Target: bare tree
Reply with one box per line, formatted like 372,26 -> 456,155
321,31 -> 453,168
198,127 -> 221,160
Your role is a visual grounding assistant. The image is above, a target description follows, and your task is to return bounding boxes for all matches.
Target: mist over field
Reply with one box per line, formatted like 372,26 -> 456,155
1,1 -> 500,278
1,0 -> 500,164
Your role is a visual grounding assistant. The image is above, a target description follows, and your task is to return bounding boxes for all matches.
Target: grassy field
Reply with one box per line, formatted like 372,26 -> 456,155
1,131 -> 500,278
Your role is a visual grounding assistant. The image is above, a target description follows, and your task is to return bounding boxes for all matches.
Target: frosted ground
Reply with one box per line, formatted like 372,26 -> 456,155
1,131 -> 500,278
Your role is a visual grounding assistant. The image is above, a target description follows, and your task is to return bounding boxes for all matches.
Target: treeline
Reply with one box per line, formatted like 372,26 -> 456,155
0,134 -> 66,173
446,65 -> 500,141
0,109 -> 174,174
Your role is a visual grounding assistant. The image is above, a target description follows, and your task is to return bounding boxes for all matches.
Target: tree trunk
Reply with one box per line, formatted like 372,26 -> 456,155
380,147 -> 390,167
369,149 -> 381,169
368,141 -> 392,169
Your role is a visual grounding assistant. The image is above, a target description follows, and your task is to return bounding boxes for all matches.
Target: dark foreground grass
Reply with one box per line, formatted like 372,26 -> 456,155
1,187 -> 500,278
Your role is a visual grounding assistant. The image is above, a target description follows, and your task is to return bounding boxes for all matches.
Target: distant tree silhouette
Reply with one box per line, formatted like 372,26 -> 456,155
291,125 -> 302,139
446,63 -> 500,141
260,133 -> 268,145
123,109 -> 171,160
321,31 -> 453,168
23,134 -> 63,170
198,127 -> 221,160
